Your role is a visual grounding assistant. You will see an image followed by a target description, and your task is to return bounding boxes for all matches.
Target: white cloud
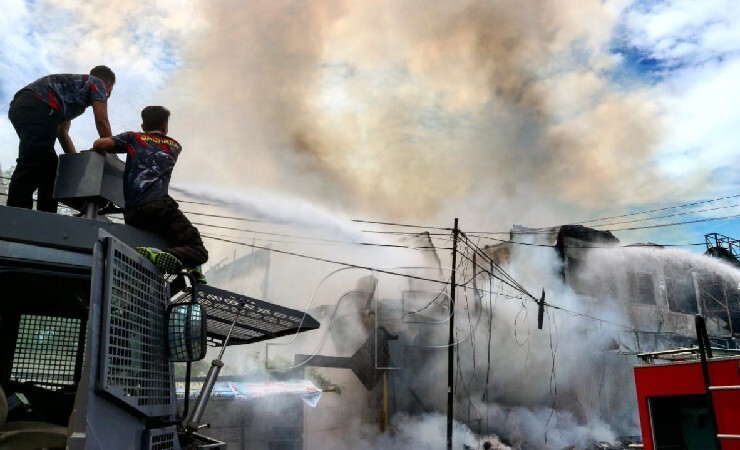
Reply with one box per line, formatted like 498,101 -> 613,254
0,0 -> 205,168
625,0 -> 740,65
657,58 -> 740,184
618,1 -> 740,198
0,2 -> 49,96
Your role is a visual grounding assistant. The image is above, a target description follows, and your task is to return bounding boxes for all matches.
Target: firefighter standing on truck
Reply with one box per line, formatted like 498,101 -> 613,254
7,66 -> 116,212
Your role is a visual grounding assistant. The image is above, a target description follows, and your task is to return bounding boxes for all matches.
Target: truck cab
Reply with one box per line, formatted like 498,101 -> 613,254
0,152 -> 319,449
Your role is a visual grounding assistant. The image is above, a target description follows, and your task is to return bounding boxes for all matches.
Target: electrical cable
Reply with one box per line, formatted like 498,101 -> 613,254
182,210 -> 262,223
607,212 -> 740,232
570,192 -> 740,226
193,221 -> 452,250
456,250 -> 535,300
462,192 -> 740,238
360,229 -> 451,237
120,208 -> 712,336
351,218 -> 450,231
175,193 -> 451,231
200,232 -> 445,250
169,189 -> 740,249
202,233 -> 454,286
585,201 -> 740,229
172,188 -> 740,234
458,234 -> 536,299
455,233 -> 659,333
120,207 -> 710,334
544,306 -> 560,445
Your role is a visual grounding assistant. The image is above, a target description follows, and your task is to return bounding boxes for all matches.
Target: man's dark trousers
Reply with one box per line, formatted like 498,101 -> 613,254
7,91 -> 60,213
124,197 -> 208,268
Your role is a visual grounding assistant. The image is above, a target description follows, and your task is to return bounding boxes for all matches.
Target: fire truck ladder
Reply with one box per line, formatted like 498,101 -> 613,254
695,315 -> 740,444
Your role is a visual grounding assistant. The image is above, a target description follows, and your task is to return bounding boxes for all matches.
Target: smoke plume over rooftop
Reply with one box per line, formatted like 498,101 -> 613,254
168,0 -> 668,226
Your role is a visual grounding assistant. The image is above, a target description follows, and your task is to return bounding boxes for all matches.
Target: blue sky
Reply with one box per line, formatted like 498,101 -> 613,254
1,0 -> 739,251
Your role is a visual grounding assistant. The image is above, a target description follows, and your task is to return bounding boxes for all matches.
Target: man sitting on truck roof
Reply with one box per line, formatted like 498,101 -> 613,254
92,105 -> 208,283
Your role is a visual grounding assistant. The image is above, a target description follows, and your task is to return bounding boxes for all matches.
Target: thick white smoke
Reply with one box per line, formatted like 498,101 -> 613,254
162,0 -> 675,230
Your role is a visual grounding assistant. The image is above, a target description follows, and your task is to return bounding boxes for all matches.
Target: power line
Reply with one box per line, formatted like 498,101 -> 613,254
466,210 -> 740,242
609,212 -> 740,232
200,232 -> 448,251
183,210 -> 262,223
176,198 -> 224,207
207,219 -> 730,337
143,188 -> 740,255
205,228 -> 635,330
172,195 -> 451,231
573,192 -> 740,226
351,218 -> 450,231
459,232 -> 535,298
360,229 -> 451,237
193,221 -> 351,242
454,232 -> 656,333
586,201 -> 740,229
462,193 -> 740,238
197,218 -> 691,336
203,233 -> 454,286
194,221 -> 454,251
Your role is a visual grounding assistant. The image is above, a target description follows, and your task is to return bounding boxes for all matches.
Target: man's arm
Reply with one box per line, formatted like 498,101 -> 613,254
57,121 -> 76,154
92,137 -> 116,153
91,100 -> 112,138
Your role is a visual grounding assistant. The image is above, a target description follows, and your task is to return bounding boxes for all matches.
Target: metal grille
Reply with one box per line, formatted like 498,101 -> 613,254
99,243 -> 174,416
144,426 -> 178,450
11,315 -> 81,390
194,285 -> 320,346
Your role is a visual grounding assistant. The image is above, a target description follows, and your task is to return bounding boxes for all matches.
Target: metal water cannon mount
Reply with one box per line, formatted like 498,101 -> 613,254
52,151 -> 125,219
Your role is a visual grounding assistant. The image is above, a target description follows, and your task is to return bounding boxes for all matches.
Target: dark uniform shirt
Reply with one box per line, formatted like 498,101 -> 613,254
23,74 -> 108,122
110,131 -> 181,209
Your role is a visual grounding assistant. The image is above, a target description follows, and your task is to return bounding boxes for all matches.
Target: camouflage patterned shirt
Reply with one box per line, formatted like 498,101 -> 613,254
110,131 -> 182,209
23,74 -> 108,122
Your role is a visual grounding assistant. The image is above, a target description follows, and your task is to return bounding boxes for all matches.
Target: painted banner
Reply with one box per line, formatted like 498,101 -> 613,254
176,380 -> 323,407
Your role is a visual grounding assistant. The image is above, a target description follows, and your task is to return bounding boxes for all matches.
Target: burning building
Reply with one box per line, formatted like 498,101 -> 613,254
462,224 -> 740,447
484,224 -> 740,347
186,221 -> 740,449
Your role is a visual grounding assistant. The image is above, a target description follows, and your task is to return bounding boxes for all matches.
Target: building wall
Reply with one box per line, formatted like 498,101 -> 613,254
562,241 -> 740,339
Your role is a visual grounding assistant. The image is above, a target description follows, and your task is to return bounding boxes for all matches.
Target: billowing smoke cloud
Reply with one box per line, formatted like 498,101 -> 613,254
3,0 -> 739,237
166,0 -> 668,226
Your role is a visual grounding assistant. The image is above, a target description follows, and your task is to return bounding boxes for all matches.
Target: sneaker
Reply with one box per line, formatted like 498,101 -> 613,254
136,247 -> 183,274
188,266 -> 207,284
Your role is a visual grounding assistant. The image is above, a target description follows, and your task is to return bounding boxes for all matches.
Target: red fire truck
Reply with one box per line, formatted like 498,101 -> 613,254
633,316 -> 740,450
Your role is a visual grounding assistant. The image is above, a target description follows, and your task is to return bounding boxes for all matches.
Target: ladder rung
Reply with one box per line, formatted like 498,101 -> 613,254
709,385 -> 740,391
718,434 -> 740,440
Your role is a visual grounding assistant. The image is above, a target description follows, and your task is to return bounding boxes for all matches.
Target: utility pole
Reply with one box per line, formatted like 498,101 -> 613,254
447,218 -> 459,450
